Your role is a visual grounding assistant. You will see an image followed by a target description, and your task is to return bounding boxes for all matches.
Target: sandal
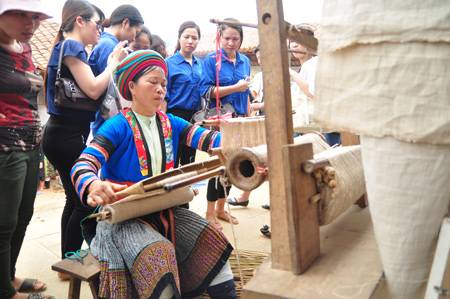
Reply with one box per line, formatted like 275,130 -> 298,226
216,211 -> 239,224
260,225 -> 271,238
17,278 -> 47,293
227,196 -> 249,207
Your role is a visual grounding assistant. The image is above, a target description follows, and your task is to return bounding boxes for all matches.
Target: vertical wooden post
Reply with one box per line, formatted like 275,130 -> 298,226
256,0 -> 296,271
283,143 -> 320,273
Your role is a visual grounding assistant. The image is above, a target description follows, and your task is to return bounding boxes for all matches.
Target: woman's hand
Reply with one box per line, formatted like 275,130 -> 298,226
234,78 -> 250,92
109,40 -> 130,65
86,180 -> 127,207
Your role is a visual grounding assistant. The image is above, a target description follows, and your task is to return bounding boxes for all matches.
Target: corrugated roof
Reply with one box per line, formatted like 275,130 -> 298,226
30,20 -> 60,71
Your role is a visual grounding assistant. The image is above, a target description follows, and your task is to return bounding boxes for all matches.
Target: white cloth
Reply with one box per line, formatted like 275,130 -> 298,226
314,0 -> 450,145
134,112 -> 162,176
319,0 -> 450,52
299,56 -> 318,96
209,261 -> 234,286
361,135 -> 450,299
250,71 -> 263,103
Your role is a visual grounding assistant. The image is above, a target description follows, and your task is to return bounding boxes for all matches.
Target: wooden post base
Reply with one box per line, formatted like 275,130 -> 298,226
242,207 -> 383,299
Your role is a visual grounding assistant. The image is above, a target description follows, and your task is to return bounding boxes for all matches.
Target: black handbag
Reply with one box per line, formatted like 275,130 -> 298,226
54,40 -> 100,112
191,87 -> 236,124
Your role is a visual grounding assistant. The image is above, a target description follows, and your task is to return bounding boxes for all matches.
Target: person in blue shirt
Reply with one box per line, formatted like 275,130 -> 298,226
42,0 -> 127,280
165,21 -> 202,168
88,4 -> 144,135
199,18 -> 251,229
129,26 -> 151,51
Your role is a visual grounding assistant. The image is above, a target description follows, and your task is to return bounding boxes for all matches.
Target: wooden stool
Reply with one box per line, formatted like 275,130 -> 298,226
51,253 -> 100,299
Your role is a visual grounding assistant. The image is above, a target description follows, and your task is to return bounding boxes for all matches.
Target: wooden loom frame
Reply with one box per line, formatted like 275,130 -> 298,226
241,1 -> 371,298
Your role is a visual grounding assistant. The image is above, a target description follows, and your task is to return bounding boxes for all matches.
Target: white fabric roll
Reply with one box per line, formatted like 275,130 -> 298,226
315,145 -> 365,225
361,135 -> 450,298
104,187 -> 194,224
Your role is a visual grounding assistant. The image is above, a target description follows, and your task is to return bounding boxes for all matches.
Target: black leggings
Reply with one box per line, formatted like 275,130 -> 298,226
166,108 -> 197,168
42,116 -> 95,257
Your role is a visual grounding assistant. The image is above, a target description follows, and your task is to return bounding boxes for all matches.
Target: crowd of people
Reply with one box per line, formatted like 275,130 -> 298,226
0,0 -> 321,298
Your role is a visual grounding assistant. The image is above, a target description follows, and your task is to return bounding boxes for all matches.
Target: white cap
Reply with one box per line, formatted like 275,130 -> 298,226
0,0 -> 51,19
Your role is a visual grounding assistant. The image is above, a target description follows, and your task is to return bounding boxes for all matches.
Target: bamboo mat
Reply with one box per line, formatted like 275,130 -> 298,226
197,249 -> 269,298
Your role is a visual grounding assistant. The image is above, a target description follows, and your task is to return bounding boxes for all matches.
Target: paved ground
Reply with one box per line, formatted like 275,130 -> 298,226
16,178 -> 272,298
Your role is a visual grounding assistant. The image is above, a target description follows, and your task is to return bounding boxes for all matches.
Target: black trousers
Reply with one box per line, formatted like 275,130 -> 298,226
42,116 -> 95,258
0,148 -> 39,299
167,108 -> 197,168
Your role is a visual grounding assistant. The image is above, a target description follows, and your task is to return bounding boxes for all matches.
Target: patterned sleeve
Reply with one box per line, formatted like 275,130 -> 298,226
173,115 -> 221,151
70,134 -> 116,205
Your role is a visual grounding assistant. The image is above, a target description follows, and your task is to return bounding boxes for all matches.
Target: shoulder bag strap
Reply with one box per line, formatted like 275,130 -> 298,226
56,40 -> 66,80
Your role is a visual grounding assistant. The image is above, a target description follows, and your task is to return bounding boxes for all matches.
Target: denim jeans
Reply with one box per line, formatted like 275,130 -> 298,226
0,148 -> 39,299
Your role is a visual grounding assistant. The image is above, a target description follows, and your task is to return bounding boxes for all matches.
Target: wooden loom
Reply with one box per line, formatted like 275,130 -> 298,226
216,1 -> 382,298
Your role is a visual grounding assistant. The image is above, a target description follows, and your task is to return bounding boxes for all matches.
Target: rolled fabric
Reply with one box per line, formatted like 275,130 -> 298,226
104,186 -> 194,224
314,145 -> 365,225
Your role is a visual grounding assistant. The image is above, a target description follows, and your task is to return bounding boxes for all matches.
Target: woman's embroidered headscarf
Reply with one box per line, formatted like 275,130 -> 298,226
115,50 -> 168,101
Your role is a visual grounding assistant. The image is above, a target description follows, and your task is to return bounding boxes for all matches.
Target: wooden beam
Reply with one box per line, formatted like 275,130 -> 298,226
242,207 -> 383,299
256,0 -> 295,271
340,132 -> 360,146
283,143 -> 320,273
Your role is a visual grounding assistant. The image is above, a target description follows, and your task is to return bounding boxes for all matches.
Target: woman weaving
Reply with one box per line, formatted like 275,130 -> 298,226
71,50 -> 236,299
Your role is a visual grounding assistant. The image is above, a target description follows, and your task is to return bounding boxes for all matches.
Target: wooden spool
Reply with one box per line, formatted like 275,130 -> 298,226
226,133 -> 330,191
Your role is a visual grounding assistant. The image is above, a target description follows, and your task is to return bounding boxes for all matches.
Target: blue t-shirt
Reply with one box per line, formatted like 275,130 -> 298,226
88,32 -> 118,76
88,32 -> 119,135
199,49 -> 251,116
165,52 -> 202,111
46,39 -> 94,122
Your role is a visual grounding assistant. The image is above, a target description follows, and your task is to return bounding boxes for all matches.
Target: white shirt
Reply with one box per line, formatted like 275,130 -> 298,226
299,56 -> 318,96
250,71 -> 264,103
134,112 -> 162,176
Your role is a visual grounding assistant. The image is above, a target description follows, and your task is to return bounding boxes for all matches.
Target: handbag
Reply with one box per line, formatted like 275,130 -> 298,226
191,87 -> 236,124
54,40 -> 100,112
99,75 -> 123,120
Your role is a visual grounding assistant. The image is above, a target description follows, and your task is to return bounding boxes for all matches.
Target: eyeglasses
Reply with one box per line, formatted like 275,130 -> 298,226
95,22 -> 104,33
83,17 -> 104,33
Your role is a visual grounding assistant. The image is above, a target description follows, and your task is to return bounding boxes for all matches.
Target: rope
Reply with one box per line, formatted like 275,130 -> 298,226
220,175 -> 245,291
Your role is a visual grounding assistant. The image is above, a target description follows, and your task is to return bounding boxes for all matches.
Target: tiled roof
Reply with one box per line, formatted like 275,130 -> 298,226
30,20 -> 60,71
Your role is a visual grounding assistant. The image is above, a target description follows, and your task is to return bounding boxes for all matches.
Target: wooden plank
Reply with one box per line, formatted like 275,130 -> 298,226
425,218 -> 450,299
256,0 -> 295,272
283,143 -> 320,273
51,253 -> 100,281
340,132 -> 360,146
242,207 -> 383,299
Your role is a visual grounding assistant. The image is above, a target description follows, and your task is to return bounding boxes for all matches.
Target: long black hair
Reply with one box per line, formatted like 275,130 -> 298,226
218,18 -> 243,48
102,4 -> 144,28
55,0 -> 104,43
175,21 -> 201,52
